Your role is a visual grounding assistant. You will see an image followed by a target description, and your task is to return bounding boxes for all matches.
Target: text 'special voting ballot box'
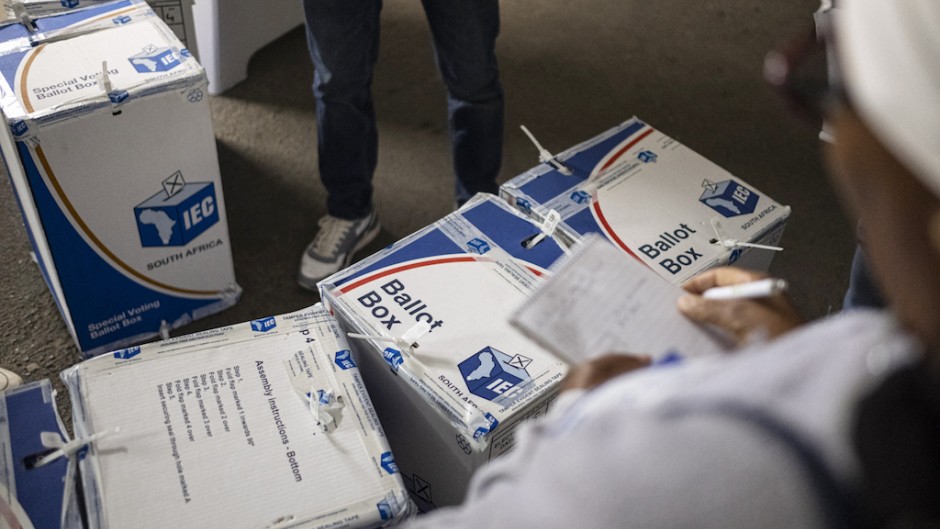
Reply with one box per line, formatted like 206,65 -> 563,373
0,0 -> 240,357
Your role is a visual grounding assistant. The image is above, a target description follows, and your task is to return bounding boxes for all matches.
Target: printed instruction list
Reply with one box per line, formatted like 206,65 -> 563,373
77,333 -> 389,529
156,365 -> 252,503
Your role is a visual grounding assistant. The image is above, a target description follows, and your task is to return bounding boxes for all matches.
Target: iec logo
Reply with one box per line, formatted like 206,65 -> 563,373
570,190 -> 591,205
473,413 -> 500,439
466,238 -> 491,255
113,346 -> 141,360
108,90 -> 129,104
128,45 -> 181,73
380,451 -> 399,474
61,0 -> 79,7
699,179 -> 759,218
377,500 -> 394,521
637,150 -> 658,163
135,171 -> 220,247
10,120 -> 27,137
250,316 -> 277,333
383,347 -> 404,371
515,197 -> 532,213
112,14 -> 131,24
458,346 -> 532,402
334,350 -> 356,370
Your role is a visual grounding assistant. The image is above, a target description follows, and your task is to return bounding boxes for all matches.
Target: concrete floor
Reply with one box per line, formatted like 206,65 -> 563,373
0,0 -> 854,426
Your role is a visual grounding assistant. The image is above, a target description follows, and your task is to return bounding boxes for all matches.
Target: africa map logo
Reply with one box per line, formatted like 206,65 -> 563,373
458,346 -> 532,402
699,179 -> 759,218
135,171 -> 219,247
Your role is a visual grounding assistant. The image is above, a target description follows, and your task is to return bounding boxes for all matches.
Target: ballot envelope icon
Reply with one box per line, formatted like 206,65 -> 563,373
458,346 -> 531,402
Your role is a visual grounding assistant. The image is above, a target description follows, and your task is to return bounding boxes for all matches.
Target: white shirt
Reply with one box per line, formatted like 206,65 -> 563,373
404,310 -> 920,529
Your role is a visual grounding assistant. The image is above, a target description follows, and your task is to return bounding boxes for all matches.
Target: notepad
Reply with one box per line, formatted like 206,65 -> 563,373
510,235 -> 734,364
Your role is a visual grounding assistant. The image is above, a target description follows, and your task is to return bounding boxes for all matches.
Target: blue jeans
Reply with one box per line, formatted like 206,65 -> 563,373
304,0 -> 504,219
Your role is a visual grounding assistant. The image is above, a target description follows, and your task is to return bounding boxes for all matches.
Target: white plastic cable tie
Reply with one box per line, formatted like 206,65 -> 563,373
100,61 -> 113,96
347,320 -> 431,357
306,386 -> 344,433
525,209 -> 562,249
520,125 -> 573,175
13,3 -> 32,31
710,217 -> 783,252
33,427 -> 120,469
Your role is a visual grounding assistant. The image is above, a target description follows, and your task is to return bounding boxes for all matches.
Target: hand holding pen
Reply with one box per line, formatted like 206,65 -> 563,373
677,267 -> 805,346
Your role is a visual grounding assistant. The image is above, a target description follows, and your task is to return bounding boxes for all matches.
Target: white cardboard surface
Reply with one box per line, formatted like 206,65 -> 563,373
0,9 -> 239,356
319,195 -> 567,509
65,304 -> 412,529
501,117 -> 791,284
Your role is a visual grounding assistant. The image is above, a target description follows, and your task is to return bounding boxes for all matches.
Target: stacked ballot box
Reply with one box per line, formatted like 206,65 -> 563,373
500,117 -> 791,284
0,0 -> 240,357
319,194 -> 569,510
0,380 -> 82,529
1,0 -> 198,56
59,303 -> 413,529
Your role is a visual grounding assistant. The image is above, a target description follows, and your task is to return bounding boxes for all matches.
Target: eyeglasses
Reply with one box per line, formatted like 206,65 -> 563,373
763,21 -> 845,128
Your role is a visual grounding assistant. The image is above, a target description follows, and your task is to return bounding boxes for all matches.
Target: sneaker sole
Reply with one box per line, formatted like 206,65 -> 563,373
297,219 -> 382,291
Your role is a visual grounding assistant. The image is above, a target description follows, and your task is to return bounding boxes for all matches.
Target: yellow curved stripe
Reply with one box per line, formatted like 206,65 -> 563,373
19,44 -> 44,114
19,5 -> 143,113
35,146 -> 224,297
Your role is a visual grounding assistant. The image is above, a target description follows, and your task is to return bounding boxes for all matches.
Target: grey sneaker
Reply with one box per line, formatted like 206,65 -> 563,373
0,367 -> 22,392
298,212 -> 380,290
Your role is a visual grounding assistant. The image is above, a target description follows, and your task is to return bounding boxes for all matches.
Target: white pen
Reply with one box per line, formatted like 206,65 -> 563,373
702,278 -> 789,300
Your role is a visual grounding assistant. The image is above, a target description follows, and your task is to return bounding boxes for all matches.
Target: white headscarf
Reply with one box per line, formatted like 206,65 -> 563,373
836,1 -> 940,198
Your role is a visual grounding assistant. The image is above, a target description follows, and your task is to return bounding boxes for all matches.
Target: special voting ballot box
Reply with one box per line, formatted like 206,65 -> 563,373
0,1 -> 240,357
1,0 -> 199,56
501,117 -> 791,284
63,303 -> 413,529
0,380 -> 82,529
319,194 -> 569,510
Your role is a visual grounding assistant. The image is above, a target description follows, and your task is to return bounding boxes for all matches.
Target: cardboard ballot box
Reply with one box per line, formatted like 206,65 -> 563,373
62,304 -> 413,529
501,117 -> 791,284
319,194 -> 569,510
1,0 -> 199,56
0,380 -> 82,529
0,1 -> 240,357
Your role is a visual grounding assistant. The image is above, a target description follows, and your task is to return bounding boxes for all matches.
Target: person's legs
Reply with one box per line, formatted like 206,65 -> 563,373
299,0 -> 383,288
421,0 -> 504,205
304,0 -> 382,219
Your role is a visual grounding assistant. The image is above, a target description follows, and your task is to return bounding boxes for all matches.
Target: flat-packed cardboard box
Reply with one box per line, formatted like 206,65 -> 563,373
63,304 -> 413,529
319,194 -> 569,510
0,379 -> 82,529
0,1 -> 240,357
501,117 -> 791,284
